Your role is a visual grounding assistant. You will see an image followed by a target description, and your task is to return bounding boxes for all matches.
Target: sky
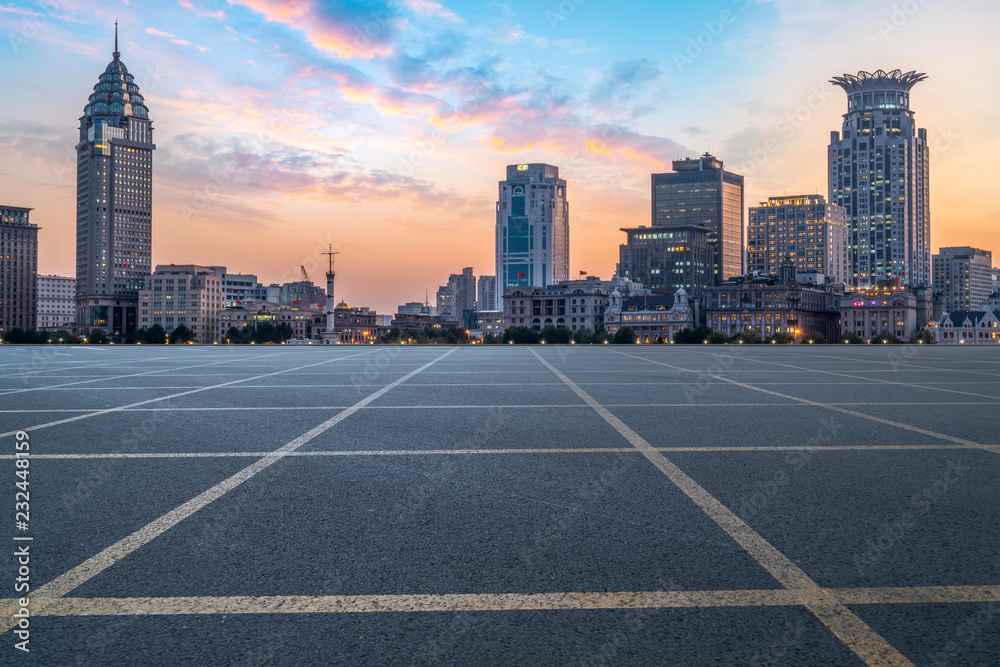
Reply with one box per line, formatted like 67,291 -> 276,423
1,0 -> 998,314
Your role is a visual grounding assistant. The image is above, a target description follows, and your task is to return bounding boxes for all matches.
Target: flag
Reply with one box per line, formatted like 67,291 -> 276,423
580,270 -> 588,276
235,300 -> 242,305
518,272 -> 526,278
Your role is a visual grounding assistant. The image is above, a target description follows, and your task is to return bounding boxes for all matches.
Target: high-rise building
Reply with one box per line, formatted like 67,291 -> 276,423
138,265 -> 223,344
477,275 -> 497,312
0,206 -> 38,334
436,268 -> 476,318
37,275 -> 76,331
933,246 -> 994,313
747,195 -> 849,283
496,164 -> 570,306
829,69 -> 930,287
75,26 -> 155,338
618,225 -> 715,298
651,154 -> 744,283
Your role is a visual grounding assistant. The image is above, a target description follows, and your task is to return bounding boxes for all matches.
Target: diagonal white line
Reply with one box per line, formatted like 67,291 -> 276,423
0,347 -> 458,634
529,348 -> 913,667
0,350 -> 380,439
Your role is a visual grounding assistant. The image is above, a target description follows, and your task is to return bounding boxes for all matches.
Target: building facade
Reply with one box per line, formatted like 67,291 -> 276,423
37,275 -> 76,331
0,206 -> 38,334
75,28 -> 155,337
209,268 -> 268,308
219,302 -> 325,343
932,246 -> 994,314
138,265 -> 223,344
829,69 -> 930,287
496,164 -> 570,306
477,275 -> 497,312
503,276 -> 639,332
333,301 -> 386,344
651,154 -> 744,283
934,308 -> 999,345
748,195 -> 849,283
437,268 -> 476,318
618,225 -> 715,298
706,275 -> 840,341
604,289 -> 696,343
839,284 -> 920,341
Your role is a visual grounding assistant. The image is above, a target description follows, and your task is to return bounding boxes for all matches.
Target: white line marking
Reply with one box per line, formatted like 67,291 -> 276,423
0,348 -> 457,634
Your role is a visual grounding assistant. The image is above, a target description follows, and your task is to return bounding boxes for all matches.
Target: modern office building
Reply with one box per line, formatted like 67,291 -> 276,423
747,195 -> 849,283
37,275 -> 76,331
618,225 -> 715,298
477,275 -> 497,312
651,154 -> 744,283
138,265 -> 223,344
0,206 -> 38,334
932,246 -> 994,313
75,26 -> 155,337
495,164 -> 570,306
829,69 -> 930,287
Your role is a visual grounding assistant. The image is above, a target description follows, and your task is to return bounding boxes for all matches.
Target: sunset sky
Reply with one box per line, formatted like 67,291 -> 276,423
1,0 -> 998,313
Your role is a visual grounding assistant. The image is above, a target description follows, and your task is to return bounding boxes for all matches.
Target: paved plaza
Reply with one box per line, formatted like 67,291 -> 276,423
1,344 -> 998,665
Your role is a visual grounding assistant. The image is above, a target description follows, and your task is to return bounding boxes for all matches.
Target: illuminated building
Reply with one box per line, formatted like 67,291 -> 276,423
603,289 -> 696,343
75,25 -> 155,337
0,206 -> 38,333
932,246 -> 993,313
829,69 -> 930,287
651,154 -> 744,283
37,275 -> 76,332
618,225 -> 715,298
747,195 -> 849,283
839,281 -> 920,341
496,164 -> 570,307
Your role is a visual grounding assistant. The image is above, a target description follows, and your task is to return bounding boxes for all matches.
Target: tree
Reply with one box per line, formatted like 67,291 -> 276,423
146,324 -> 167,345
385,326 -> 404,343
541,326 -> 573,344
801,332 -> 827,345
482,333 -> 503,345
87,329 -> 109,345
837,332 -> 864,345
674,325 -> 716,345
592,328 -> 611,344
573,328 -> 595,345
125,328 -> 149,344
769,332 -> 796,344
502,326 -> 541,345
706,331 -> 729,344
731,331 -> 762,345
613,326 -> 637,344
169,324 -> 194,344
873,332 -> 903,345
910,329 -> 936,344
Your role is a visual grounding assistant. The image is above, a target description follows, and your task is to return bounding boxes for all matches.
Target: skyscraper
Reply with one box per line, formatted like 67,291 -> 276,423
75,25 -> 155,337
829,69 -> 930,288
496,164 -> 569,306
933,246 -> 994,313
476,275 -> 497,312
747,195 -> 849,283
650,154 -> 744,283
0,206 -> 38,334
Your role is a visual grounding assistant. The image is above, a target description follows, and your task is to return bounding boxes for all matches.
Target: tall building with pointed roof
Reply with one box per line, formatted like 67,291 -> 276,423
75,24 -> 155,337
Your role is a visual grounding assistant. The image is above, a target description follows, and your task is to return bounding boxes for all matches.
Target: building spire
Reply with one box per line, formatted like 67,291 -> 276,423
113,21 -> 120,59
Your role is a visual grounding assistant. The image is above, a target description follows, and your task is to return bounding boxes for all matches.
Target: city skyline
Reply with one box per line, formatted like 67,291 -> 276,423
1,0 -> 999,314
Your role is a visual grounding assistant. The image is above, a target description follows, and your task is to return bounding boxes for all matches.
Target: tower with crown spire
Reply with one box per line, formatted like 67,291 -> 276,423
75,25 -> 156,338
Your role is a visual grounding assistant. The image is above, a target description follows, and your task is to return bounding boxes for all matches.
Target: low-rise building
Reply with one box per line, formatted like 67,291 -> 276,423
139,265 -> 223,344
218,301 -> 325,342
503,276 -> 641,332
934,292 -> 1000,345
334,301 -> 387,344
36,275 -> 75,331
839,282 -> 920,342
604,289 -> 696,343
707,270 -> 840,341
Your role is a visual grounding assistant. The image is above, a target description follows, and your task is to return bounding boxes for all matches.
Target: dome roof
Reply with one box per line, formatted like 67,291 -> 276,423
336,301 -> 350,309
83,26 -> 149,120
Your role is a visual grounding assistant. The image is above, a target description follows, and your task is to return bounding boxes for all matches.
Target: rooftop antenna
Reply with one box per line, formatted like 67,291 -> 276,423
113,21 -> 120,59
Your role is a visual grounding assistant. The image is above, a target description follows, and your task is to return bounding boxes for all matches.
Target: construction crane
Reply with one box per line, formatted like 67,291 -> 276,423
300,265 -> 310,283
